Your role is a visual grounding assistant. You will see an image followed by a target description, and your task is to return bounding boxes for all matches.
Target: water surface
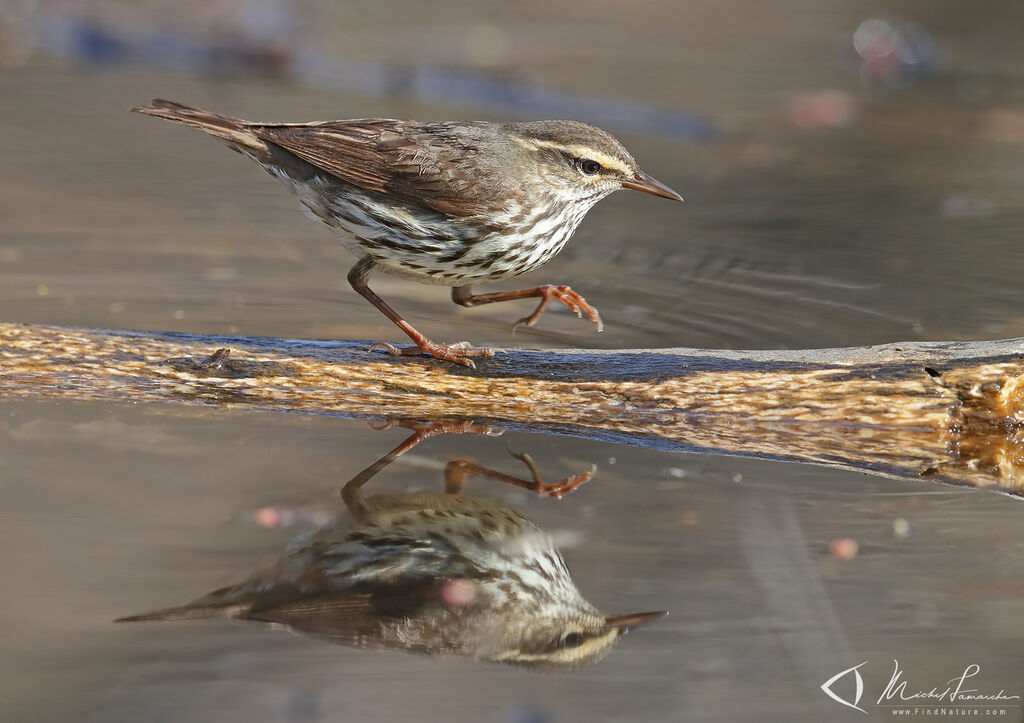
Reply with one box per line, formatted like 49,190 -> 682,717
2,2 -> 1024,720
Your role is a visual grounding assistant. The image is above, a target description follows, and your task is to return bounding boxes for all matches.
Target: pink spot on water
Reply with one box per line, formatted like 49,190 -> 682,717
255,507 -> 282,528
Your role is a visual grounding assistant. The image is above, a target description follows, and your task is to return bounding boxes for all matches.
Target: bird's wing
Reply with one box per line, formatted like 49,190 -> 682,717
251,120 -> 499,217
243,580 -> 469,654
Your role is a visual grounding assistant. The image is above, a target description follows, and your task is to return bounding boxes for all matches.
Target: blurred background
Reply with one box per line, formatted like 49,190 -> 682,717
2,1 -> 1023,722
2,0 -> 1023,349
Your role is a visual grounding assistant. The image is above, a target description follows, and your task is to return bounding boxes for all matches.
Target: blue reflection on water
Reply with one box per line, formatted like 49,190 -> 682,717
30,11 -> 716,142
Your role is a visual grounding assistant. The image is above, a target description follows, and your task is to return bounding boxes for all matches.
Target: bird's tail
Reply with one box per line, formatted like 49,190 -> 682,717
131,98 -> 269,159
114,582 -> 251,623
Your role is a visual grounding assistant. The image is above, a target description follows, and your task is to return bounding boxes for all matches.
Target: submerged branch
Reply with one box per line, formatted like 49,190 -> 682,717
2,322 -> 1023,493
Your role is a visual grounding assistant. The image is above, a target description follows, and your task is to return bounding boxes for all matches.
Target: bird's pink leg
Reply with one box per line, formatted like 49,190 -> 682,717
445,452 -> 596,499
341,419 -> 594,514
452,284 -> 603,332
348,257 -> 495,368
342,420 -> 498,514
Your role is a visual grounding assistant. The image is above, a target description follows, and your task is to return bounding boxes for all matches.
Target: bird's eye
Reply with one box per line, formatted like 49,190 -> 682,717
561,632 -> 585,648
579,159 -> 602,175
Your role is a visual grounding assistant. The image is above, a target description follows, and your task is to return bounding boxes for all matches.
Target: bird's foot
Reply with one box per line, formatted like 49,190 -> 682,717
369,418 -> 503,439
370,339 -> 496,369
510,450 -> 597,499
511,285 -> 603,333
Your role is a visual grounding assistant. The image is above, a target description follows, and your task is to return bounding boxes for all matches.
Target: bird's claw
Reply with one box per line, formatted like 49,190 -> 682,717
369,340 -> 495,369
510,449 -> 597,499
511,285 -> 604,333
539,465 -> 598,499
372,418 -> 499,437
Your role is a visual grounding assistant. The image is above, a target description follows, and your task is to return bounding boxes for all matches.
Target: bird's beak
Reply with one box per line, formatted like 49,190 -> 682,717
621,172 -> 683,202
603,610 -> 668,635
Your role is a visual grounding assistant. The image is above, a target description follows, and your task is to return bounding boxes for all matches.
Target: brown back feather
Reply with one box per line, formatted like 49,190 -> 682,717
135,101 -> 519,217
251,120 -> 506,217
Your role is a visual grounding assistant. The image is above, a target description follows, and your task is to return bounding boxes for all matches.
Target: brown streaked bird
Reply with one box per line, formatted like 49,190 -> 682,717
116,421 -> 666,670
132,100 -> 683,367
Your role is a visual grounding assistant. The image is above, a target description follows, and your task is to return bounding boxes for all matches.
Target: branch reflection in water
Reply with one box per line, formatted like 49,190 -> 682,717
116,420 -> 666,671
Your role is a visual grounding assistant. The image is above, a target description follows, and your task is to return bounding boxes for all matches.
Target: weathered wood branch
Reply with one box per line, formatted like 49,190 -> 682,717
3,322 -> 1023,494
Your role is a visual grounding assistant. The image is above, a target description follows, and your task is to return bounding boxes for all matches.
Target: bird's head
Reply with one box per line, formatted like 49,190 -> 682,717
507,120 -> 683,206
484,608 -> 667,671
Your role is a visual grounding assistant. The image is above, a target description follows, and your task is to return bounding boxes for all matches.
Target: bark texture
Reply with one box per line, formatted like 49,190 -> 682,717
3,323 -> 1023,493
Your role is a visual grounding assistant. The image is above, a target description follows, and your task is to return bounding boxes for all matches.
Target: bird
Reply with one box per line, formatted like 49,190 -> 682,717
116,420 -> 666,670
132,99 -> 683,367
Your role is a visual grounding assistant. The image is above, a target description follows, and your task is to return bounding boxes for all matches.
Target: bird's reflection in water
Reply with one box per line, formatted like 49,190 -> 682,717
117,420 -> 666,670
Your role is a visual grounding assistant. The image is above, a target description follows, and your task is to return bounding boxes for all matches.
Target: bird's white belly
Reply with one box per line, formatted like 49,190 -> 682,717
271,169 -> 600,286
